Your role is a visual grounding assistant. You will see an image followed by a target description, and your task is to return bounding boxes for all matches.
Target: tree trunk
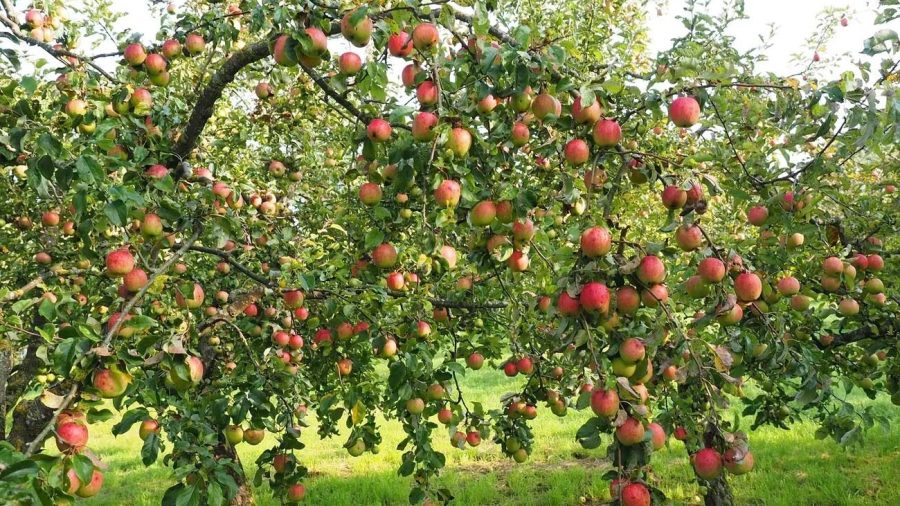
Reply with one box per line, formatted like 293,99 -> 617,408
214,441 -> 255,505
704,475 -> 735,506
6,340 -> 54,451
0,348 -> 11,440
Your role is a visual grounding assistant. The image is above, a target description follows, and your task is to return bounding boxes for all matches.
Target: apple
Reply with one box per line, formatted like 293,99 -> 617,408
366,118 -> 392,142
412,111 -> 439,141
615,417 -> 645,446
510,122 -> 530,146
358,182 -> 382,205
476,95 -> 498,114
532,93 -> 561,119
572,95 -> 603,124
590,388 -> 619,417
776,276 -> 800,296
185,33 -> 205,54
470,200 -> 497,226
401,62 -> 421,87
564,139 -> 590,165
372,243 -> 398,269
503,362 -> 518,377
466,431 -> 481,447
724,448 -> 755,475
661,185 -> 687,209
838,298 -> 859,316
669,96 -> 701,127
507,250 -> 529,271
616,286 -> 641,314
619,338 -> 645,363
123,43 -> 146,65
65,99 -> 87,117
388,31 -> 413,57
581,227 -> 612,257
434,179 -> 461,207
592,119 -> 621,147
620,482 -> 651,506
139,419 -> 160,440
466,352 -> 484,370
406,397 -> 425,415
579,282 -> 609,313
698,257 -> 726,283
747,205 -> 769,226
416,80 -> 439,106
56,421 -> 88,453
106,248 -> 135,276
243,428 -> 265,445
123,268 -> 148,292
75,470 -> 104,498
341,8 -> 373,47
693,447 -> 723,479
734,272 -> 762,301
637,255 -> 665,284
144,53 -> 166,75
675,224 -> 703,251
412,23 -> 439,51
286,483 -> 306,502
557,291 -> 580,315
175,283 -> 205,309
162,39 -> 181,59
446,127 -> 472,157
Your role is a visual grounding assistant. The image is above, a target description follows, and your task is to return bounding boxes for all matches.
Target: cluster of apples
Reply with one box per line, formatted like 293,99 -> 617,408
55,410 -> 105,498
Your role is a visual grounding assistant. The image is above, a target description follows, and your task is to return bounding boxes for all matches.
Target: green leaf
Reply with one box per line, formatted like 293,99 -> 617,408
37,133 -> 62,157
72,454 -> 94,484
141,432 -> 160,465
364,229 -> 385,250
112,408 -> 150,436
0,460 -> 39,481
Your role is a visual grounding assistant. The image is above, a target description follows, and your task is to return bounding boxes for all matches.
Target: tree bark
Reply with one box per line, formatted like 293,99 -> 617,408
6,340 -> 53,451
704,475 -> 735,506
214,442 -> 255,506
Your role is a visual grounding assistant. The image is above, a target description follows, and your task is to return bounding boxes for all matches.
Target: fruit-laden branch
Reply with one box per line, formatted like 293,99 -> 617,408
23,383 -> 77,457
17,224 -> 203,455
0,1 -> 119,82
298,62 -> 370,125
167,41 -> 271,169
102,224 -> 204,348
707,97 -> 763,189
187,245 -> 273,286
760,117 -> 847,185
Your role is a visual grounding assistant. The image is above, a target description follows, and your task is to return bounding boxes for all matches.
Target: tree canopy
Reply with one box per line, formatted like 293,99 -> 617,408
0,0 -> 897,505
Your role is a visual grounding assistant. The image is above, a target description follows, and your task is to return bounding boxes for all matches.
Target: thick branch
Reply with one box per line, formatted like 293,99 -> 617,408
188,245 -> 273,287
167,41 -> 271,168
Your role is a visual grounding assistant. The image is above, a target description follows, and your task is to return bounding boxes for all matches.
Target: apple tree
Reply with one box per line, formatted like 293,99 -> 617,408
0,0 -> 897,505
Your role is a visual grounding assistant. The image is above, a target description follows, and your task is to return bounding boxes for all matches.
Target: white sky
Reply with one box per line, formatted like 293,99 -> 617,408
5,1 -> 895,81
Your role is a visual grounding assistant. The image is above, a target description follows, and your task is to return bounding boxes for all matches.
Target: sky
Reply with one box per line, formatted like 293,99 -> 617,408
4,0 -> 892,80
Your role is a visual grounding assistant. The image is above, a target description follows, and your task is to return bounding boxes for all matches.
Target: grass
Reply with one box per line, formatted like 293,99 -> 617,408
82,369 -> 900,505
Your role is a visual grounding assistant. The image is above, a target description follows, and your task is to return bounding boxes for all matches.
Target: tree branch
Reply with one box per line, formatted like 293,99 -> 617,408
167,41 -> 271,168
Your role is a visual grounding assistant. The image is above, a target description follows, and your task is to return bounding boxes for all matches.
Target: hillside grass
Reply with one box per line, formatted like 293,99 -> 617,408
81,369 -> 899,505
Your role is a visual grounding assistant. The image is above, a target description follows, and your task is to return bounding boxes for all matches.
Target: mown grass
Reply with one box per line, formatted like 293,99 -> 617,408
82,369 -> 899,505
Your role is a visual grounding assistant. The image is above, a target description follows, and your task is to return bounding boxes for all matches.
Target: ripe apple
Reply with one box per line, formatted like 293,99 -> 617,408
697,257 -> 726,283
693,447 -> 723,479
185,33 -> 205,54
337,358 -> 353,376
620,338 -> 645,363
406,397 -> 425,415
175,283 -> 205,309
564,139 -> 590,165
446,127 -> 472,157
358,182 -> 382,205
466,352 -> 484,370
669,96 -> 701,127
123,43 -> 146,65
572,95 -> 602,124
581,226 -> 612,257
734,272 -> 762,301
412,111 -> 438,141
412,23 -> 439,51
123,268 -> 148,292
747,205 -> 768,226
388,31 -> 413,57
661,185 -> 687,209
615,417 -> 645,446
243,428 -> 265,445
106,248 -> 135,276
592,119 -> 622,147
75,470 -> 104,498
56,421 -> 89,453
507,250 -> 529,272
510,121 -> 530,146
637,255 -> 665,284
579,282 -> 609,313
366,118 -> 392,142
139,419 -> 160,440
616,286 -> 641,314
724,448 -> 755,474
620,482 -> 651,506
557,291 -> 580,315
434,179 -> 461,207
590,388 -> 619,417
401,62 -> 421,87
675,224 -> 703,251
470,200 -> 497,226
372,243 -> 398,268
416,80 -> 439,106
144,53 -> 166,75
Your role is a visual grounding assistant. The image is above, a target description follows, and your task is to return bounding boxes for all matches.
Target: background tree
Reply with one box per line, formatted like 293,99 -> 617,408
0,0 -> 897,505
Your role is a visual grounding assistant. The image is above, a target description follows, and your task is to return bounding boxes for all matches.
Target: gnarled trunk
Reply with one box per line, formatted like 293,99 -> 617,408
6,337 -> 54,451
213,442 -> 255,506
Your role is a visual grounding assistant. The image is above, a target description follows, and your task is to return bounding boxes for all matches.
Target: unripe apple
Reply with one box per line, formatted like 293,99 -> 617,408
476,94 -> 498,114
838,298 -> 859,316
531,93 -> 561,120
340,8 -> 372,47
65,98 -> 87,117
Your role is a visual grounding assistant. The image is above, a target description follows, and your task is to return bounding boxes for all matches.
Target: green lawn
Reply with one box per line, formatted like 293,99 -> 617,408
82,369 -> 899,505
